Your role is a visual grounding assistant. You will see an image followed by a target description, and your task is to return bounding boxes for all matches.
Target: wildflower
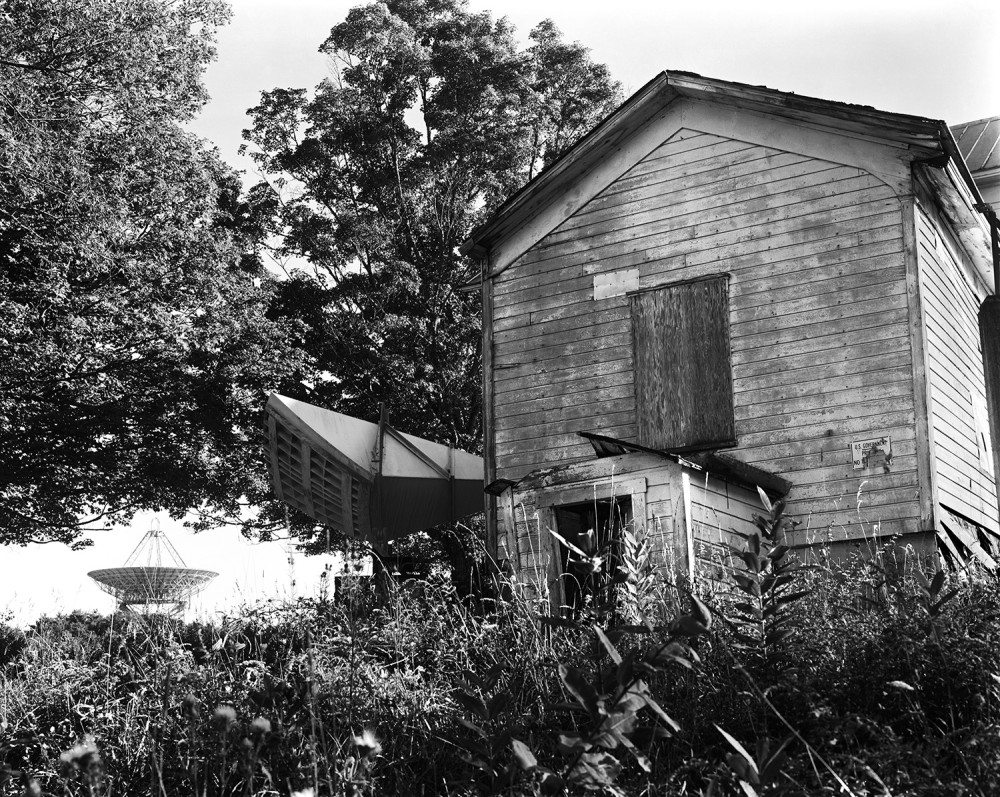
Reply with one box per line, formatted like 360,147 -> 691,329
23,778 -> 42,797
352,728 -> 381,759
212,704 -> 237,730
60,736 -> 100,770
251,716 -> 272,736
182,692 -> 201,719
290,789 -> 314,797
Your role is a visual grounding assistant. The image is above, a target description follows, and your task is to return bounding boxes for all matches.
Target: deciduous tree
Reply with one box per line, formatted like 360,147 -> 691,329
0,0 -> 305,545
243,0 -> 621,574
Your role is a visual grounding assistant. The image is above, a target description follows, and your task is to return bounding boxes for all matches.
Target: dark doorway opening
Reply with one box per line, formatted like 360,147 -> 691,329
554,495 -> 632,617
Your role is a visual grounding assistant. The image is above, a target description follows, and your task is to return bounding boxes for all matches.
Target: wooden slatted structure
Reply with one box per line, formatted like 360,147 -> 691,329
464,70 -> 1000,581
266,394 -> 485,549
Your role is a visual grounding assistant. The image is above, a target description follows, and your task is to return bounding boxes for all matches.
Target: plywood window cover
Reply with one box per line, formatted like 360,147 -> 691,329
630,274 -> 736,452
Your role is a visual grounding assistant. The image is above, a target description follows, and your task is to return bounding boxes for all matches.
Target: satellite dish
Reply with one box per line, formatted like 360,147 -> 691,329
88,522 -> 217,616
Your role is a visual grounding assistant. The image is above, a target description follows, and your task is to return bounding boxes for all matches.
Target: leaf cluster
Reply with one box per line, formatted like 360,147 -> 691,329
0,0 -> 308,544
241,0 -> 622,456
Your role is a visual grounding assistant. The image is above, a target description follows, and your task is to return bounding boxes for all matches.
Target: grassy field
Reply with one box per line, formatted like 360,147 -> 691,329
3,498 -> 1000,796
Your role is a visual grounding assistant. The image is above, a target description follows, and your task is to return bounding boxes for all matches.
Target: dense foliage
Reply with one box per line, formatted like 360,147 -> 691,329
242,0 -> 621,451
240,0 -> 621,569
0,0 -> 307,545
4,510 -> 1000,796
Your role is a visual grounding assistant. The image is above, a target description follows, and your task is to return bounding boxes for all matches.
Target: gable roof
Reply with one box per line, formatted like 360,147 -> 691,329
462,70 -> 988,280
952,116 -> 1000,176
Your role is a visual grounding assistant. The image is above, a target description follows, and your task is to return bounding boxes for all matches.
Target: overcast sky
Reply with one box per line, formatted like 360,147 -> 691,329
5,0 -> 998,626
190,0 -> 1000,178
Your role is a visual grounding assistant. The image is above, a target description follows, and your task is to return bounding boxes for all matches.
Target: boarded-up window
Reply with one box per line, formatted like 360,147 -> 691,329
630,276 -> 735,451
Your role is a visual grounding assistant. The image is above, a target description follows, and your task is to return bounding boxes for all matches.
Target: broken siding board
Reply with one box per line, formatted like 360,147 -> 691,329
500,446 -> 638,480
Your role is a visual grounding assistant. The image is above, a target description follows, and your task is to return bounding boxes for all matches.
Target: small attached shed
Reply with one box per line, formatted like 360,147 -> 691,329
463,71 -> 1000,593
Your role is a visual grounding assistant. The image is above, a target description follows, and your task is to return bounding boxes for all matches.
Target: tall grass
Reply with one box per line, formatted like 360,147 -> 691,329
3,505 -> 1000,796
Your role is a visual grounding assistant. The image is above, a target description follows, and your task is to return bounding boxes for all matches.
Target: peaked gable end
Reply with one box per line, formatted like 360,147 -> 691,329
469,72 -> 945,277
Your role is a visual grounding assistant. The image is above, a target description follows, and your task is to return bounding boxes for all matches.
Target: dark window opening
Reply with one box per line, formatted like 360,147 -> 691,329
554,496 -> 632,617
630,275 -> 735,451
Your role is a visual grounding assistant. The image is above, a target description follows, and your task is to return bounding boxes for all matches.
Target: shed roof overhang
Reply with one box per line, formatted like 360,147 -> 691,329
461,70 -> 991,285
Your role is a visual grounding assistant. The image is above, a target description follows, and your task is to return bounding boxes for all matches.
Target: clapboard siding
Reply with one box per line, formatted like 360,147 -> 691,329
493,126 -> 917,542
688,472 -> 764,584
501,454 -> 765,591
915,202 -> 998,533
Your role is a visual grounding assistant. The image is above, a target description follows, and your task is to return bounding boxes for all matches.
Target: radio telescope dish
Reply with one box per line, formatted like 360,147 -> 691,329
88,522 -> 217,615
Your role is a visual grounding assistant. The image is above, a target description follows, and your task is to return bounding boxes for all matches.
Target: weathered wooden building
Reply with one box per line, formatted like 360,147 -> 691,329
462,72 -> 1000,598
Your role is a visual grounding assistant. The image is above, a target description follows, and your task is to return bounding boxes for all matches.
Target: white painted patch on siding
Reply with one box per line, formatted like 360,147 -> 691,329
593,268 -> 640,300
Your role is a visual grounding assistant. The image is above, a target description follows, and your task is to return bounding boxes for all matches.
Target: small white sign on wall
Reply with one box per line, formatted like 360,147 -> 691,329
851,436 -> 891,470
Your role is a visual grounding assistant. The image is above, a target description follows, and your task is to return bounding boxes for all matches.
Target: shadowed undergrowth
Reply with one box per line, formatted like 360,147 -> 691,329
3,502 -> 1000,796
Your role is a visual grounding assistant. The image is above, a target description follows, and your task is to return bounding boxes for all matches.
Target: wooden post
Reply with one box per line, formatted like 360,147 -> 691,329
482,259 -> 498,561
681,472 -> 696,585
